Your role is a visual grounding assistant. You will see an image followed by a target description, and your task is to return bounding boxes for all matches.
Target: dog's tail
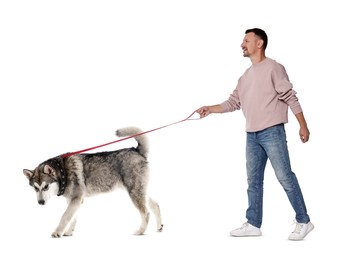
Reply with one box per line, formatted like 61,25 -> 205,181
115,127 -> 148,157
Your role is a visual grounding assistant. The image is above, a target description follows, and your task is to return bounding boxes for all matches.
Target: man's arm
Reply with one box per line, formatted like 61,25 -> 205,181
196,104 -> 224,118
295,112 -> 310,143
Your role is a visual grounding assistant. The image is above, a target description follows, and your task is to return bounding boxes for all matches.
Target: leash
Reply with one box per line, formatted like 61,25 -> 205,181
61,110 -> 199,158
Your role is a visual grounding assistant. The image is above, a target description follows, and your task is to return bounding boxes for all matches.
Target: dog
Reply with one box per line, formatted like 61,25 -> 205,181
23,127 -> 163,238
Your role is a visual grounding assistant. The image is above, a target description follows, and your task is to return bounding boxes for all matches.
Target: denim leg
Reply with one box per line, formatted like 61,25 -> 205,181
245,132 -> 268,228
260,124 -> 310,224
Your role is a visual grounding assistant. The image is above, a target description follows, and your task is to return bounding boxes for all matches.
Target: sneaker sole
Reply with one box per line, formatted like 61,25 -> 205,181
230,232 -> 262,237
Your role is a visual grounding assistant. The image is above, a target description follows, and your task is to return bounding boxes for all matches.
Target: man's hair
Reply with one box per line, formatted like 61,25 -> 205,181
245,28 -> 268,50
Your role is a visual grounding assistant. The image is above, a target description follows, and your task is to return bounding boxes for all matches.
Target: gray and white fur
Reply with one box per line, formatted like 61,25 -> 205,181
23,127 -> 163,238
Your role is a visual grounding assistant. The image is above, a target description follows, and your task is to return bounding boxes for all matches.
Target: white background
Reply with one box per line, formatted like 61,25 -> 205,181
1,0 -> 360,259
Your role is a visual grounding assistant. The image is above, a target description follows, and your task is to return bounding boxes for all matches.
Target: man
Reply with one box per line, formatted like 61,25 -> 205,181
196,28 -> 314,240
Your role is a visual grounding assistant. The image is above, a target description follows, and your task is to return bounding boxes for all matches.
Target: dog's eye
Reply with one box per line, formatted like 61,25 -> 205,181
43,184 -> 49,191
34,187 -> 39,192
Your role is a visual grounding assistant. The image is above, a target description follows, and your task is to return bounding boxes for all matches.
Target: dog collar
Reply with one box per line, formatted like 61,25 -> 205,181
50,156 -> 67,196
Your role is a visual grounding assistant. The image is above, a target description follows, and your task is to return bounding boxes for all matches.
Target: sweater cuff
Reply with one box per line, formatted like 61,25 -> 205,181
290,103 -> 303,115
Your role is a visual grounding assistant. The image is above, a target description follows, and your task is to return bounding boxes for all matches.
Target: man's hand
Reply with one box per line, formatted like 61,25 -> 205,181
196,106 -> 211,118
299,126 -> 310,143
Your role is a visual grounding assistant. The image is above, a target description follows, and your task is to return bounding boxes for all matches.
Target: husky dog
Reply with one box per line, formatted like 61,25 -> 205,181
23,127 -> 163,238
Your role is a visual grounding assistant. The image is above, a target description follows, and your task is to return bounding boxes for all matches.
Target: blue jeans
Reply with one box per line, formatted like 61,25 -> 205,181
245,124 -> 310,228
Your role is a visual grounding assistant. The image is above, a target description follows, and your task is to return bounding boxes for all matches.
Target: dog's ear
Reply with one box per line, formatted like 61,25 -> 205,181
44,165 -> 57,177
23,169 -> 34,180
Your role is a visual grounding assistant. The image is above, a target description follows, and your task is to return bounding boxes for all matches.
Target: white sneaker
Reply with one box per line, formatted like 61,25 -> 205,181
230,222 -> 262,237
288,221 -> 314,241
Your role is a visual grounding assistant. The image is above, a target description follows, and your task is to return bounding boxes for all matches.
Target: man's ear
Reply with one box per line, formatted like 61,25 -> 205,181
257,39 -> 264,49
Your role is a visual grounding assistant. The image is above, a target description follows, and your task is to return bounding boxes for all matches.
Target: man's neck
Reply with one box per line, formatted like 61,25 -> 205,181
250,52 -> 266,65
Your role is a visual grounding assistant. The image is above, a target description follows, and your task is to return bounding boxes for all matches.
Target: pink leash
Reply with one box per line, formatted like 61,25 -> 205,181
61,110 -> 199,158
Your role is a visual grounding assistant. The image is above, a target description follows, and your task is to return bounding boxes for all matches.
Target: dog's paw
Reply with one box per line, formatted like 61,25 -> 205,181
51,231 -> 63,238
157,224 -> 164,232
64,231 -> 74,236
134,229 -> 145,235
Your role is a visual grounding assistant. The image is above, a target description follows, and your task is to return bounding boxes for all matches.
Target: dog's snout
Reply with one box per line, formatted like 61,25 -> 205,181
38,200 -> 45,205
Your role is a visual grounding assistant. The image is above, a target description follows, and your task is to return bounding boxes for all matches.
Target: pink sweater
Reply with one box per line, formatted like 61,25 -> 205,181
221,58 -> 303,132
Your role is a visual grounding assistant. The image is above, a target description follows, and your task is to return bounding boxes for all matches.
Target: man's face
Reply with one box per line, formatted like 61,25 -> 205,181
241,32 -> 261,57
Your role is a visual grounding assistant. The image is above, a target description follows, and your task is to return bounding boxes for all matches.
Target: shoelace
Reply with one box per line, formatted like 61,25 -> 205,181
291,220 -> 303,234
241,223 -> 250,229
